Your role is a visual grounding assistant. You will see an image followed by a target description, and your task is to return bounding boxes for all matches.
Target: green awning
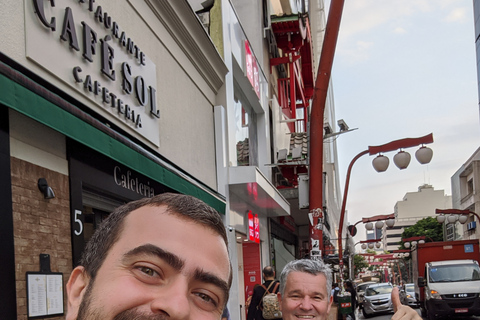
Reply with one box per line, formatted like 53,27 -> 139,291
0,72 -> 226,213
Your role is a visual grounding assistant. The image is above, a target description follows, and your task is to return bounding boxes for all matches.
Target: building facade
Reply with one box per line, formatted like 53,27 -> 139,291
1,1 -> 234,318
450,147 -> 480,240
203,0 -> 344,316
383,184 -> 452,251
455,1 -> 480,242
0,1 -> 344,319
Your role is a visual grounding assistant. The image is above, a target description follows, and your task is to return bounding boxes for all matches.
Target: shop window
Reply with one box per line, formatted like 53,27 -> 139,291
235,98 -> 258,166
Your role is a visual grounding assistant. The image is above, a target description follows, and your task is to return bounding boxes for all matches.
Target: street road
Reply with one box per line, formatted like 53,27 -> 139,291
355,308 -> 480,320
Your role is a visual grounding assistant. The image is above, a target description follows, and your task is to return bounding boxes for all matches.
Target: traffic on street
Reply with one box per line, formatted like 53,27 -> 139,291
354,307 -> 480,320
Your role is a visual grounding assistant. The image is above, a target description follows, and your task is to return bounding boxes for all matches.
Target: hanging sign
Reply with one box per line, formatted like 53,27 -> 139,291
254,214 -> 260,243
244,40 -> 260,98
248,211 -> 255,241
248,211 -> 260,243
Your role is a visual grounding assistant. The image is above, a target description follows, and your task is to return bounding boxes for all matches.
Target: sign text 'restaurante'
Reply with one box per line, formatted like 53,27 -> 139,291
32,0 -> 160,129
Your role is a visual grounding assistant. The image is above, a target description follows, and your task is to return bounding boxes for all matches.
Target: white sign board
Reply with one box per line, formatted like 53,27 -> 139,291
25,0 -> 160,146
27,273 -> 64,318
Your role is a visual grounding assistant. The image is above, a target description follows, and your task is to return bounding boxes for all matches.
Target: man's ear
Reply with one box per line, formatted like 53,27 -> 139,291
277,292 -> 283,311
65,266 -> 90,320
326,293 -> 332,314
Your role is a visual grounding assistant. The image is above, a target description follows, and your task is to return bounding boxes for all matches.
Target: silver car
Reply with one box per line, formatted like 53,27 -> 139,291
399,283 -> 418,307
356,281 -> 377,310
362,283 -> 394,318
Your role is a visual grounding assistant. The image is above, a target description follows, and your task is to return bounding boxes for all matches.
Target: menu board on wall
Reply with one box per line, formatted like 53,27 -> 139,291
26,272 -> 64,318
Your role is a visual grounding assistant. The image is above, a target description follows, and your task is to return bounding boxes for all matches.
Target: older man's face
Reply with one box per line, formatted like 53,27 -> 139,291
278,271 -> 332,320
66,205 -> 231,320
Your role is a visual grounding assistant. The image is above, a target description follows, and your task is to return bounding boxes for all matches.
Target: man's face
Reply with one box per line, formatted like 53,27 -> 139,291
66,205 -> 231,320
278,271 -> 332,320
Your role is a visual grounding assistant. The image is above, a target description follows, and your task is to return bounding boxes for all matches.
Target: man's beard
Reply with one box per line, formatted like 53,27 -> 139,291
76,280 -> 168,320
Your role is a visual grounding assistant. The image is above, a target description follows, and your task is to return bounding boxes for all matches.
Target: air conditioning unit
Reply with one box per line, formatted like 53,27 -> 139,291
467,221 -> 476,231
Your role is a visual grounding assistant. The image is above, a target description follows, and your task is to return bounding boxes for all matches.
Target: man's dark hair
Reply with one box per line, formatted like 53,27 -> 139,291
79,193 -> 231,289
263,266 -> 275,278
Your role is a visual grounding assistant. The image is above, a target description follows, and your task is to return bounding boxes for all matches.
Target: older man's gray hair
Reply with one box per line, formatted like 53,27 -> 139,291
279,259 -> 333,297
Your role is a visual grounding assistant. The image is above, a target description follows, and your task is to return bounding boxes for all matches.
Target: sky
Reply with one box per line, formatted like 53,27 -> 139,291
324,0 -> 480,243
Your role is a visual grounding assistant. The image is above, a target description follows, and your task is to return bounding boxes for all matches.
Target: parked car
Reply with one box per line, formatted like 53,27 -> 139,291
362,283 -> 394,318
356,281 -> 378,310
399,283 -> 419,307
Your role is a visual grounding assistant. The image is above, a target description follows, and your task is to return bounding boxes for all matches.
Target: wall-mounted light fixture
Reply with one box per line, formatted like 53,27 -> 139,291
37,178 -> 55,199
324,122 -> 333,135
337,119 -> 349,132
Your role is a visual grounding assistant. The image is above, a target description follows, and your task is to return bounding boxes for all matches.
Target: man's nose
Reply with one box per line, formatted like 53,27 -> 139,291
299,297 -> 314,310
149,280 -> 191,319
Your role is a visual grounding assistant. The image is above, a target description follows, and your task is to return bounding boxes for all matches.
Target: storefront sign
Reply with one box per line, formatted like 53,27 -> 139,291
244,40 -> 260,98
248,211 -> 260,243
254,214 -> 260,243
248,211 -> 255,241
26,0 -> 160,146
113,166 -> 155,197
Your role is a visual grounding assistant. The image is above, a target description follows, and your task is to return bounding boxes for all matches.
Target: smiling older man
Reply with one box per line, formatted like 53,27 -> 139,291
277,259 -> 421,320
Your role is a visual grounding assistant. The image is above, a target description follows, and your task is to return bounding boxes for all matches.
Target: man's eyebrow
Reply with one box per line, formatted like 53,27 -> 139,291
122,244 -> 184,270
194,268 -> 229,299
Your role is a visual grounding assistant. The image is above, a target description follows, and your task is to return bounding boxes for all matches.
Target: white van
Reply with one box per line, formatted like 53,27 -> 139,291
418,259 -> 480,320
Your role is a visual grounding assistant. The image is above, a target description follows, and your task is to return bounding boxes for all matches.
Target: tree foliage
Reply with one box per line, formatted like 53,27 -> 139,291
399,216 -> 443,249
353,254 -> 369,277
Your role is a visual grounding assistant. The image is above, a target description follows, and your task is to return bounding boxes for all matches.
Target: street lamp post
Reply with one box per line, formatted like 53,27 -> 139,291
337,134 -> 434,279
435,209 -> 479,240
308,0 -> 345,261
435,208 -> 480,223
348,213 -> 396,237
356,239 -> 383,250
403,236 -> 429,249
347,216 -> 392,280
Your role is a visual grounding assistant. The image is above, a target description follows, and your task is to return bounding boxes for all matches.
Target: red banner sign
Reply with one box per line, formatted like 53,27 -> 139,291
248,211 -> 260,243
244,40 -> 260,98
254,214 -> 260,243
248,211 -> 255,241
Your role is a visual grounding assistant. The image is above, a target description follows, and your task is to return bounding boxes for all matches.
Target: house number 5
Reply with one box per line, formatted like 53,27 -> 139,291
74,210 -> 83,236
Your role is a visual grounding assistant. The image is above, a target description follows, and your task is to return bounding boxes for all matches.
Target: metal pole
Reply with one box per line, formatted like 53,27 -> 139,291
338,150 -> 368,272
308,0 -> 345,259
